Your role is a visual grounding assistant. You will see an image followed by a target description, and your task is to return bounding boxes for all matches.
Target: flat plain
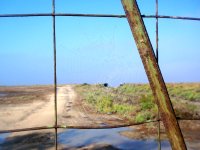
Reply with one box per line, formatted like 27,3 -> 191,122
0,83 -> 199,149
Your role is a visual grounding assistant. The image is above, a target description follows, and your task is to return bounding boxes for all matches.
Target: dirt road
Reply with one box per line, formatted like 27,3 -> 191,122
0,85 -> 67,129
0,85 -> 126,149
59,85 -> 102,126
58,85 -> 126,127
0,85 -> 126,130
14,85 -> 76,128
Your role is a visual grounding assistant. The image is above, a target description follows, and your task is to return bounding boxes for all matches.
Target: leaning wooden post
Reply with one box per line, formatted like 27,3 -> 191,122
121,0 -> 187,149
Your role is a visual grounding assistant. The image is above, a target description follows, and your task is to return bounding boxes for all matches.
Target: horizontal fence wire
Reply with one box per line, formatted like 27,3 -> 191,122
0,118 -> 199,134
0,13 -> 200,21
0,120 -> 159,134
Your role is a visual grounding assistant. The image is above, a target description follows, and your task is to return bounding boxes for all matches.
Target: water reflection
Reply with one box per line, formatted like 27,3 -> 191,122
59,127 -> 171,150
0,93 -> 7,97
0,133 -> 9,144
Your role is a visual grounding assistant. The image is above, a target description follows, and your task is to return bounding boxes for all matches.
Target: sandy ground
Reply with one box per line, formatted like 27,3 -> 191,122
0,85 -> 67,129
0,85 -> 127,129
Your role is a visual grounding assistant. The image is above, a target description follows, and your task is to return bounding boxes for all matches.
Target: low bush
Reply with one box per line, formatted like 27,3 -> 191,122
140,95 -> 155,111
135,112 -> 152,123
96,95 -> 113,113
113,104 -> 135,115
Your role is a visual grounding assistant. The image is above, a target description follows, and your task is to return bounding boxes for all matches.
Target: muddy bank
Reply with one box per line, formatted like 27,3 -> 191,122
120,120 -> 200,150
0,131 -> 55,150
0,85 -> 53,105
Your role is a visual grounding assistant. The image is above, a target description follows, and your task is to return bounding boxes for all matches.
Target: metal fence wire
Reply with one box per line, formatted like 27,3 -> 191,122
0,0 -> 200,150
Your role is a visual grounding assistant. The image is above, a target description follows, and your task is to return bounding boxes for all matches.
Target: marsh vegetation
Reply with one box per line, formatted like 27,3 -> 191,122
75,83 -> 200,123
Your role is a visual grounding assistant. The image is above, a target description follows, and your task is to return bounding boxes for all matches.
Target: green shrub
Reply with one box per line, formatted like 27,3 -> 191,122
135,112 -> 153,123
113,104 -> 135,114
96,95 -> 113,113
85,92 -> 96,104
187,93 -> 195,101
135,113 -> 145,123
118,84 -> 136,94
140,95 -> 155,110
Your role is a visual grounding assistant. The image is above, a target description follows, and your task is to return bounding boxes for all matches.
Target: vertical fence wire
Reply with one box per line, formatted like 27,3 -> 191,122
156,0 -> 159,63
52,0 -> 58,149
156,0 -> 161,150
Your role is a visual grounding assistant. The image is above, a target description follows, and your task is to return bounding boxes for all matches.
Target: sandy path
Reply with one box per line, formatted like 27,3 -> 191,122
59,86 -> 126,127
58,85 -> 96,126
13,86 -> 68,128
0,85 -> 69,130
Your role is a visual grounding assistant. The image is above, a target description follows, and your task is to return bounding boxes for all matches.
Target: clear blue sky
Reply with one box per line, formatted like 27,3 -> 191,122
0,0 -> 200,86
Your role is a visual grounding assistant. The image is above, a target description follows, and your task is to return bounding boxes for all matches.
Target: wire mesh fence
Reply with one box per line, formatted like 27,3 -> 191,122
0,0 -> 200,149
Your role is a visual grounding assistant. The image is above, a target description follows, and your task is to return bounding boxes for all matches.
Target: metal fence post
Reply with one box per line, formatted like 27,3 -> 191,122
121,0 -> 187,149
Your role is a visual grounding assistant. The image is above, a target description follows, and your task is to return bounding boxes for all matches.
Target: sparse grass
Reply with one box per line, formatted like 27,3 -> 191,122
96,95 -> 113,113
140,95 -> 155,111
134,95 -> 157,123
117,84 -> 151,95
83,89 -> 135,115
167,83 -> 200,101
187,103 -> 198,112
113,104 -> 135,115
135,112 -> 153,123
75,83 -> 200,123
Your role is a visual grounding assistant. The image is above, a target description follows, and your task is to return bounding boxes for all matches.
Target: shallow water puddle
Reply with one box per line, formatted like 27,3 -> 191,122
58,127 -> 171,150
0,93 -> 7,97
0,133 -> 10,144
0,127 -> 171,149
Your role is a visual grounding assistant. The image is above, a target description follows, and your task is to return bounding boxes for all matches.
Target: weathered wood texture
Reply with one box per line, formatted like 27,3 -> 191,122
121,0 -> 187,149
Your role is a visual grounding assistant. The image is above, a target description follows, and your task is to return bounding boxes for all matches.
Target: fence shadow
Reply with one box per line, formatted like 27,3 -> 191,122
0,132 -> 55,150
